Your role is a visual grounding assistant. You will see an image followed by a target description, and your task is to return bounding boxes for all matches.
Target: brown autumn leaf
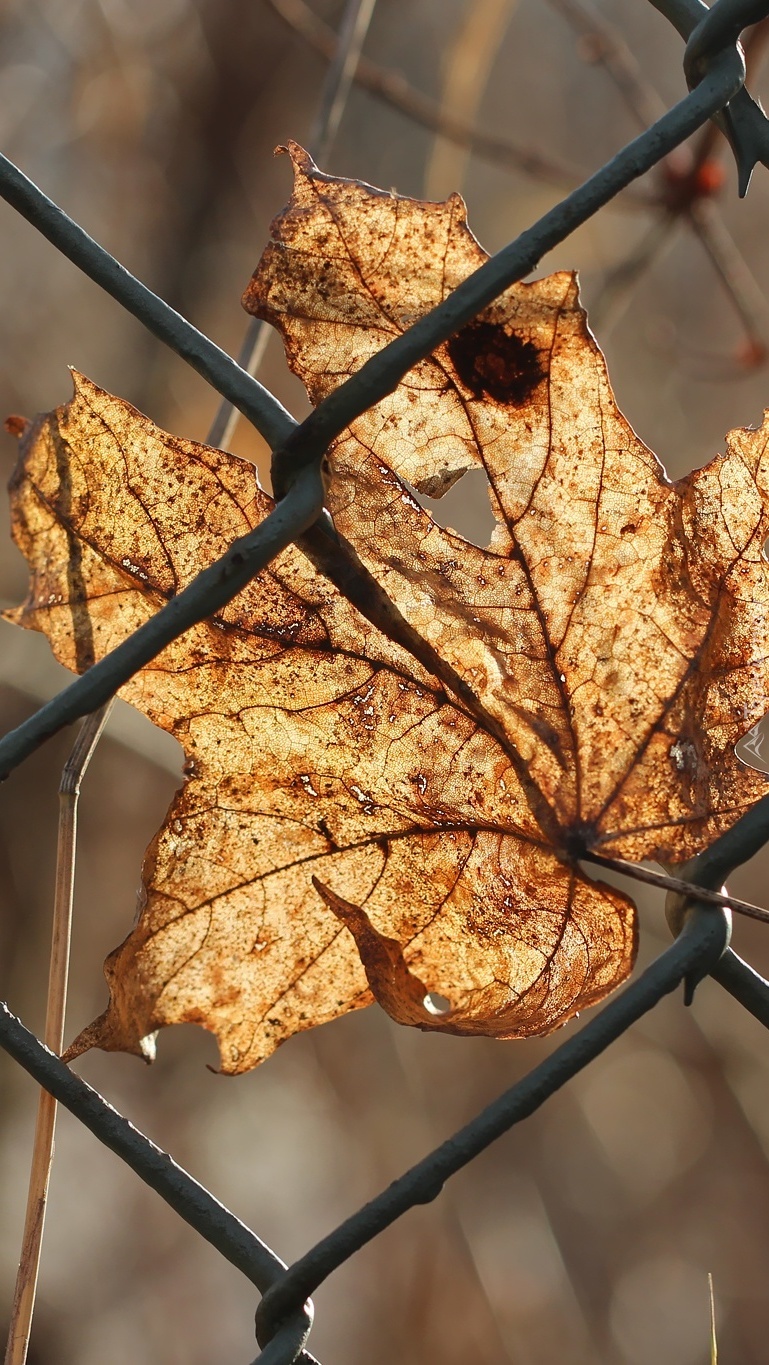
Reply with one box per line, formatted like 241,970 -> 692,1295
6,146 -> 769,1074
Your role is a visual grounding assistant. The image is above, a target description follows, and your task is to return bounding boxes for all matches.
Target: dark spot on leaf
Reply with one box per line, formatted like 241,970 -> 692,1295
447,321 -> 545,405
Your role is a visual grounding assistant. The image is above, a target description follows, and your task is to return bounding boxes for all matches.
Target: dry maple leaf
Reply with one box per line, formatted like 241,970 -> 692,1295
6,146 -> 769,1074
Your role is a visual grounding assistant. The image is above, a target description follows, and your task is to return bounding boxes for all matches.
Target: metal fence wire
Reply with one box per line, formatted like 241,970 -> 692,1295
4,1 -> 769,1362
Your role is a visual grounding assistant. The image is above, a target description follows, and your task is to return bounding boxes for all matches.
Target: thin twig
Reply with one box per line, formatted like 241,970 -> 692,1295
208,0 -> 378,454
268,47 -> 746,479
556,2 -> 769,360
676,12 -> 769,353
708,1272 -> 718,1365
309,0 -> 378,164
204,316 -> 272,451
424,0 -> 519,200
593,163 -> 769,366
4,703 -> 112,1365
587,212 -> 679,332
0,153 -> 296,452
0,51 -> 746,782
549,0 -> 667,128
0,1002 -> 318,1365
687,196 -> 769,356
265,0 -> 585,191
567,2 -> 769,355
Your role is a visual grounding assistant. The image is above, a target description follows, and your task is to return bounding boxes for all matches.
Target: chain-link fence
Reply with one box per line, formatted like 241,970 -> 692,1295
3,2 -> 769,1362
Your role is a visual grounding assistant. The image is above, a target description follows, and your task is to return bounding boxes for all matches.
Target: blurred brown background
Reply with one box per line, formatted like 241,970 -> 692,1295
3,1 -> 769,1362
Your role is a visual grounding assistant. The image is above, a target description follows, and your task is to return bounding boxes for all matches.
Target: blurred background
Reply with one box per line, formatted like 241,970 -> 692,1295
2,1 -> 769,1361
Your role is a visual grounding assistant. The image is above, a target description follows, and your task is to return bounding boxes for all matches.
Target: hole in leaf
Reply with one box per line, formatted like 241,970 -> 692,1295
409,468 -> 497,548
423,991 -> 452,1016
736,712 -> 769,774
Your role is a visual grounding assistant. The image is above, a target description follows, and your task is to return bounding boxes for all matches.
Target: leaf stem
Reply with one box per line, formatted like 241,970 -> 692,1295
687,196 -> 769,356
582,848 -> 769,922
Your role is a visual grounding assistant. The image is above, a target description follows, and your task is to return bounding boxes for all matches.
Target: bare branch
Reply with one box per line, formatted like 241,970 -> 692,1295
549,0 -> 667,127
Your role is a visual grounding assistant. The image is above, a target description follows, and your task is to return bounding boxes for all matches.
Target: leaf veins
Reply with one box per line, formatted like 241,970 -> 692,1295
6,146 -> 769,1071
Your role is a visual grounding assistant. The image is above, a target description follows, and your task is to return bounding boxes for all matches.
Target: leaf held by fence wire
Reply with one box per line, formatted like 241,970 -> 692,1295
6,147 -> 769,1075
3,8 -> 769,1362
